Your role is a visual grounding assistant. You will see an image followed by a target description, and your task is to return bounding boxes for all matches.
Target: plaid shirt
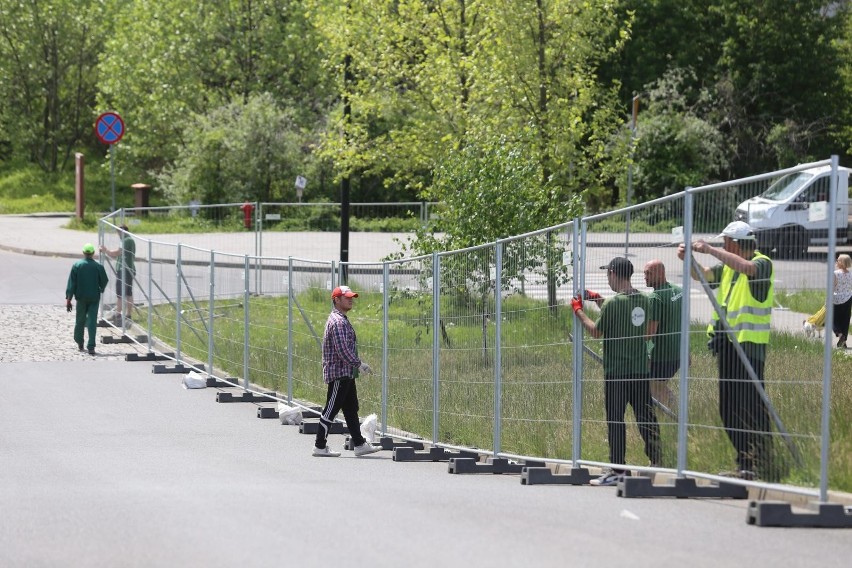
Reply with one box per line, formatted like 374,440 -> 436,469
322,307 -> 361,383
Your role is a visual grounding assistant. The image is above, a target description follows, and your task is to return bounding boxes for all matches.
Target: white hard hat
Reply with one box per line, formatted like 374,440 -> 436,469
717,221 -> 756,241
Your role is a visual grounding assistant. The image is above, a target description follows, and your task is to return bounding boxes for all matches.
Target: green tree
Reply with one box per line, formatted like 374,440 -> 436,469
601,0 -> 724,107
0,0 -> 111,171
601,0 -> 850,186
98,0 -> 331,174
832,1 -> 852,157
307,0 -> 489,195
631,69 -> 729,200
483,0 -> 627,213
155,93 -> 307,205
308,0 -> 624,219
713,0 -> 846,172
96,2 -> 212,171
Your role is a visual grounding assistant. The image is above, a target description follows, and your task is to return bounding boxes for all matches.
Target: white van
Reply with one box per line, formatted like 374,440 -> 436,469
734,165 -> 852,258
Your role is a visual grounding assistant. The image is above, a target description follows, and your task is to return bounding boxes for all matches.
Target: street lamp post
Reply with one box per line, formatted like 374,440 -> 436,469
340,51 -> 353,283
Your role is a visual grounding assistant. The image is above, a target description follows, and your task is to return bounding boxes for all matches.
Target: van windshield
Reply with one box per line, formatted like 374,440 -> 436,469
760,172 -> 814,201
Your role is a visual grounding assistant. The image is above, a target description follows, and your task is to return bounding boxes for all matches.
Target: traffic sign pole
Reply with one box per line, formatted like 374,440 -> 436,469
110,144 -> 116,212
94,112 -> 125,212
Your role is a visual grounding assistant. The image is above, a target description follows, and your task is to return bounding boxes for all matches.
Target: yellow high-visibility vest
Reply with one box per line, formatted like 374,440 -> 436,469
707,252 -> 773,344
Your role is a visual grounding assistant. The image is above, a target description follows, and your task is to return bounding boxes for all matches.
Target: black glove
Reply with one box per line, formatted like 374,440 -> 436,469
66,299 -> 72,313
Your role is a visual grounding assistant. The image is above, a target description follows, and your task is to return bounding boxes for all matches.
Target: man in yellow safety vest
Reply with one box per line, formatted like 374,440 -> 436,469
678,221 -> 774,481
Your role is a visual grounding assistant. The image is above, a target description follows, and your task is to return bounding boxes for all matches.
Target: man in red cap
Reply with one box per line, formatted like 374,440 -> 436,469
313,285 -> 381,457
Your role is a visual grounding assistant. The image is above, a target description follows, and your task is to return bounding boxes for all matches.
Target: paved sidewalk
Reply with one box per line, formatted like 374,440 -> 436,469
0,213 -> 98,258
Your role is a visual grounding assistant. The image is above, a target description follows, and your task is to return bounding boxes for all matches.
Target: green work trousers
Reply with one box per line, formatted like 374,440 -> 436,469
74,298 -> 100,350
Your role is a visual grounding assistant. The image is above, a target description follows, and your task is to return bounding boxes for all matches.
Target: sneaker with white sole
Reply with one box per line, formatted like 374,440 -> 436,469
313,446 -> 341,457
590,468 -> 630,486
353,442 -> 381,457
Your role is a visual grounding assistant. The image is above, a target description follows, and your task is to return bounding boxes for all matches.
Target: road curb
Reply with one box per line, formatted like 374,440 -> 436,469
0,243 -> 77,259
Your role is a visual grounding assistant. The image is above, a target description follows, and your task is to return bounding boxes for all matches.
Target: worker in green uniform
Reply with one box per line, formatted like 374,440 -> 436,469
66,243 -> 109,355
572,256 -> 662,486
644,259 -> 683,416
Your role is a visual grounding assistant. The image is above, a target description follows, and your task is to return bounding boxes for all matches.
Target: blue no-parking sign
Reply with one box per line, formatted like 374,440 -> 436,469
94,112 -> 125,145
94,112 -> 125,211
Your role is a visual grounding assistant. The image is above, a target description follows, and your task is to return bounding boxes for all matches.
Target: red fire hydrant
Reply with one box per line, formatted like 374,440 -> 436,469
239,202 -> 254,229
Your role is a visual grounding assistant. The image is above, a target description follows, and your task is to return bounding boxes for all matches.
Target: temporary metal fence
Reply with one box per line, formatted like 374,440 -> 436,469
101,201 -> 440,263
99,157 -> 848,516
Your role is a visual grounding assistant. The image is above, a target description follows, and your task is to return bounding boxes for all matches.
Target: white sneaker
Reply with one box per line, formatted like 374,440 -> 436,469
590,468 -> 630,486
313,446 -> 341,457
353,442 -> 380,457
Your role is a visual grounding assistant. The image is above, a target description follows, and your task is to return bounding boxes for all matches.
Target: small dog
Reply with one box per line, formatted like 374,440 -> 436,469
803,320 -> 822,339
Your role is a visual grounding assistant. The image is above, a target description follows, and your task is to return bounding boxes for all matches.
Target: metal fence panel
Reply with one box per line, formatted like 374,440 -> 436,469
688,171 -> 825,486
337,262 -> 386,422
383,256 -> 435,441
497,224 -> 575,460
436,245 -> 497,451
580,196 -> 687,473
287,259 -> 334,408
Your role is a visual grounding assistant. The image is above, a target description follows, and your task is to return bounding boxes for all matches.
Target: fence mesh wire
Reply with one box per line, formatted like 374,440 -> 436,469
384,256 -> 435,440
435,246 -> 497,450
100,159 -> 847,494
498,226 -> 574,459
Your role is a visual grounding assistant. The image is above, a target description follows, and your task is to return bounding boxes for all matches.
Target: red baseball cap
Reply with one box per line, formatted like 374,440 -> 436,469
331,285 -> 358,299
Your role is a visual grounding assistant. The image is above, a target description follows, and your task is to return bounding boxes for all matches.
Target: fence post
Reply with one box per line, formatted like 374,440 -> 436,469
176,244 -> 182,365
256,202 -> 263,295
678,190 -> 694,475
147,239 -> 153,351
97,221 -> 105,320
243,255 -> 250,391
287,257 -> 294,404
382,262 -> 390,437
493,242 -> 503,456
820,155 -> 840,502
571,220 -> 584,463
432,252 -> 441,444
208,250 -> 215,379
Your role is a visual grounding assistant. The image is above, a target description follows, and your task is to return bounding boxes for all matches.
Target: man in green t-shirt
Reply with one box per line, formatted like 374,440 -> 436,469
572,256 -> 662,486
100,224 -> 136,324
644,259 -> 683,415
66,243 -> 109,355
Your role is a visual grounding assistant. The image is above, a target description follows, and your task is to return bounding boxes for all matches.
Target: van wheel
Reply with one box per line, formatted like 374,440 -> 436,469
778,228 -> 807,259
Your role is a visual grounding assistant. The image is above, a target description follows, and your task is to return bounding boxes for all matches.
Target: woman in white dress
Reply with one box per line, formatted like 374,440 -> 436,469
832,254 -> 852,348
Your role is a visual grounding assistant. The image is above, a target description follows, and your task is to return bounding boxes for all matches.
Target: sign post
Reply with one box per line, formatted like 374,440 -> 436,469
94,112 -> 125,212
295,175 -> 307,203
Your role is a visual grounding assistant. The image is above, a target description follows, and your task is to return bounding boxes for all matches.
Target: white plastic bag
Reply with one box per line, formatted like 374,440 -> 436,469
182,370 -> 207,389
360,413 -> 378,444
278,402 -> 303,425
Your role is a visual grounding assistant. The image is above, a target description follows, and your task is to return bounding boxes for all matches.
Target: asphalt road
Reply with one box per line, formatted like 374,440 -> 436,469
1,247 -> 851,567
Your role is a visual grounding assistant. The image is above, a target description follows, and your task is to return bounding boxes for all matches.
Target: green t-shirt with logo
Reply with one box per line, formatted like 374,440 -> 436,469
648,282 -> 683,363
116,235 -> 136,276
596,291 -> 651,376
